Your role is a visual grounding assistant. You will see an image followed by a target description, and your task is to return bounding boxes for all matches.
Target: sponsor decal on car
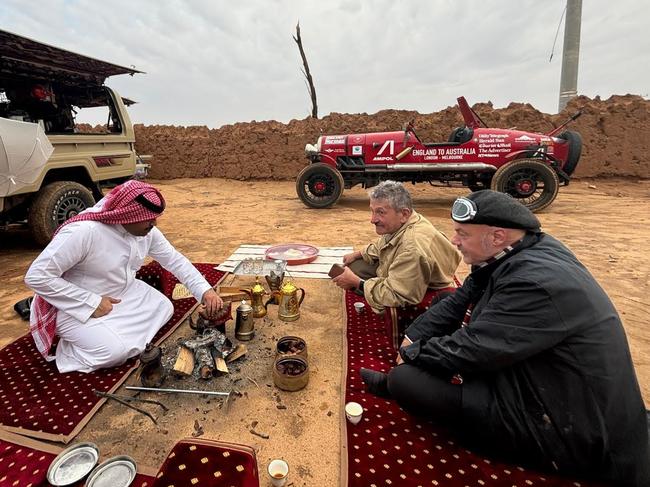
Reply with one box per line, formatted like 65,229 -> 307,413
325,136 -> 346,144
515,134 -> 536,142
352,145 -> 362,155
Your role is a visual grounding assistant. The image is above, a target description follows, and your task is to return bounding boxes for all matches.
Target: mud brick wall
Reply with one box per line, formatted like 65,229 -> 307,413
134,95 -> 650,180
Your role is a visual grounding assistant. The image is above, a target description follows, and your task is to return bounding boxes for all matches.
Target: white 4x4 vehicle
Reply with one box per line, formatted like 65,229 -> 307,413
0,29 -> 143,245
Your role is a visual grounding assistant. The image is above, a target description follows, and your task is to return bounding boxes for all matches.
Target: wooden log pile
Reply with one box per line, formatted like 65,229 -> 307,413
172,326 -> 247,379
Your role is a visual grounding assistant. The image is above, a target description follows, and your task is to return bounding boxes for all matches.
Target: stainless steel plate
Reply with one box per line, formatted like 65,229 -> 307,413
46,442 -> 99,486
232,257 -> 286,275
85,455 -> 137,487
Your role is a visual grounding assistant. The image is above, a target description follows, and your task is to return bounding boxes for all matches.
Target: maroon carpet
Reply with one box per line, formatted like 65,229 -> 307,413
151,438 -> 259,487
342,290 -> 603,487
0,429 -> 156,486
0,262 -> 225,444
0,430 -> 258,487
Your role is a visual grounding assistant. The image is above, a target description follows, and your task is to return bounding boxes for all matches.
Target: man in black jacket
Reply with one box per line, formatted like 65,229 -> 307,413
361,190 -> 649,486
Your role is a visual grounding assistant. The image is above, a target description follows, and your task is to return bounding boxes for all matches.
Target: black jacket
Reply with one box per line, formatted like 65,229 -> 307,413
402,233 -> 649,486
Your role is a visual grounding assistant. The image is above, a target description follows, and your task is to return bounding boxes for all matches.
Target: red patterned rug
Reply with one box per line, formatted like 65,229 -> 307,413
0,429 -> 156,486
151,438 -> 259,487
0,430 -> 259,487
0,262 -> 225,444
341,290 -> 603,487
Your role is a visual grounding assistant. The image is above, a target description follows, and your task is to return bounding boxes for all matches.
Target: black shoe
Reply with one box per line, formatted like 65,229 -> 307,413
13,297 -> 33,321
360,368 -> 390,398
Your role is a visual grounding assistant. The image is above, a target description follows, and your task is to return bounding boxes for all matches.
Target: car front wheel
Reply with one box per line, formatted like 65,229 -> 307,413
490,159 -> 559,212
295,163 -> 345,208
29,181 -> 95,245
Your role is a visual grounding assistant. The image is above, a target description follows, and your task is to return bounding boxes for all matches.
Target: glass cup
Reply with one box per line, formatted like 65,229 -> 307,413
241,258 -> 253,274
267,459 -> 289,487
253,257 -> 264,275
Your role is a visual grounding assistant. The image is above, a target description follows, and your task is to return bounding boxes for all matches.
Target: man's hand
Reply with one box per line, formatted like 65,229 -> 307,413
342,250 -> 362,266
396,336 -> 413,365
92,296 -> 121,318
201,289 -> 224,318
332,266 -> 362,291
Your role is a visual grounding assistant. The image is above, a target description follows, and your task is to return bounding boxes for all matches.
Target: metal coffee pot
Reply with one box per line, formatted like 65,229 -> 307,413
235,300 -> 255,341
277,281 -> 306,322
241,277 -> 269,318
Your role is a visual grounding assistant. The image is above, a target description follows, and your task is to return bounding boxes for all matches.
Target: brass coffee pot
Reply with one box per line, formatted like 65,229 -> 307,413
241,277 -> 269,318
277,281 -> 306,322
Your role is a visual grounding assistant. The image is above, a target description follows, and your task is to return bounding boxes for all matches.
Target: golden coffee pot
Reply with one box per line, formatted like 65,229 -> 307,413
241,277 -> 269,318
277,281 -> 306,322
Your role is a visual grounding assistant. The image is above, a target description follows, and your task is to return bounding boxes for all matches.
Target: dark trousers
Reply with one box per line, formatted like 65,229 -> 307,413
387,364 -> 463,423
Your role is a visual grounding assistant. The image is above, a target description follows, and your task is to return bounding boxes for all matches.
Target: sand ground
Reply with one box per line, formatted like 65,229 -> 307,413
1,178 -> 648,485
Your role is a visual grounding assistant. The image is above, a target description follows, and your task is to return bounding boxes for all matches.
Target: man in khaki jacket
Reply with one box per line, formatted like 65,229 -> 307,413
333,181 -> 461,313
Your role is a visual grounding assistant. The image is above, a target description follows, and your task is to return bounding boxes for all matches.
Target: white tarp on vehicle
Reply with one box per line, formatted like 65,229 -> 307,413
0,117 -> 53,197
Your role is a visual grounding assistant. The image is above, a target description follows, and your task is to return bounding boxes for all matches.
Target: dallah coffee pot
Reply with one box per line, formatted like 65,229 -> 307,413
277,281 -> 305,322
241,277 -> 269,318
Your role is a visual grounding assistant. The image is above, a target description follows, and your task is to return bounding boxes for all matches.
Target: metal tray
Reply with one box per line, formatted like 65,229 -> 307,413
46,442 -> 99,486
85,455 -> 137,487
232,257 -> 286,276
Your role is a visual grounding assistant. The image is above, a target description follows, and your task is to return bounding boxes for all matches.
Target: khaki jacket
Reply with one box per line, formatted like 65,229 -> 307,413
361,211 -> 461,312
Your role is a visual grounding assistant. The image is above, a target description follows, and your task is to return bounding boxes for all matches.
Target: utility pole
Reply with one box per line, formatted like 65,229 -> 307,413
558,0 -> 582,112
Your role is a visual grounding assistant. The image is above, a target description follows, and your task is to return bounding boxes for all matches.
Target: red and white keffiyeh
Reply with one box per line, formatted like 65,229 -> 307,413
30,180 -> 166,360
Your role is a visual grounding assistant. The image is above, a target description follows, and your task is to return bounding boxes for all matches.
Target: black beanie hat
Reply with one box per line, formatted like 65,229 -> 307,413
452,190 -> 541,231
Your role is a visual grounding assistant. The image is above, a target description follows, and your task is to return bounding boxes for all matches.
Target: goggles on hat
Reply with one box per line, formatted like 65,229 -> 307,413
451,197 -> 477,222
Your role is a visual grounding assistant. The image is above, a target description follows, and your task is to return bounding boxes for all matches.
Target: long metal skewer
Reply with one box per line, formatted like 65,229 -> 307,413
126,386 -> 230,397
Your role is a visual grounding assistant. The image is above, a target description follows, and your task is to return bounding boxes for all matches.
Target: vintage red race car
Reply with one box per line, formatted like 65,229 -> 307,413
296,97 -> 582,212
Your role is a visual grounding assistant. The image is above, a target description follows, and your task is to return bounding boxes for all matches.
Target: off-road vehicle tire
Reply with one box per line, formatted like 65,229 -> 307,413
491,159 -> 559,213
29,181 -> 95,245
296,163 -> 345,208
557,130 -> 582,176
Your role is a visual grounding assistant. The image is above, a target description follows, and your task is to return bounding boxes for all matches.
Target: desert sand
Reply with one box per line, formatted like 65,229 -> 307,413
1,177 -> 649,485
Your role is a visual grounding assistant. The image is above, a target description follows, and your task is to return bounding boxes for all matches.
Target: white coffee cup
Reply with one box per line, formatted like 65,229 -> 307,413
268,459 -> 289,487
354,302 -> 365,314
345,401 -> 363,425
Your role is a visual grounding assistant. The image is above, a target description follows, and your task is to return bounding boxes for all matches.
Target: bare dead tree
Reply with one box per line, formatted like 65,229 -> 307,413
293,22 -> 318,118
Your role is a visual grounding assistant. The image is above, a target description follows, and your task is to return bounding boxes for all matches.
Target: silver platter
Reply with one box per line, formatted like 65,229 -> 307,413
85,455 -> 137,487
46,442 -> 99,486
232,258 -> 286,276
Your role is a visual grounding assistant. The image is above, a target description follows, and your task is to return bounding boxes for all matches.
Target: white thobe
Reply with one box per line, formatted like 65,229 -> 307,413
25,221 -> 212,373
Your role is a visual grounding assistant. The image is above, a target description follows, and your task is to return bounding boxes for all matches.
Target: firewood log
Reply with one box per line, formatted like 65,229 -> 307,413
214,356 -> 229,376
172,345 -> 195,376
195,346 -> 214,379
225,344 -> 247,363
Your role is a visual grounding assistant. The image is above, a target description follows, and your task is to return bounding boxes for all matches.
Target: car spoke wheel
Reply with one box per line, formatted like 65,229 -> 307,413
491,159 -> 559,212
296,163 -> 345,208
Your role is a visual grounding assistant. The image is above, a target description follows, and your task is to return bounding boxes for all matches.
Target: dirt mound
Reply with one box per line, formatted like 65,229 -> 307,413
134,95 -> 650,180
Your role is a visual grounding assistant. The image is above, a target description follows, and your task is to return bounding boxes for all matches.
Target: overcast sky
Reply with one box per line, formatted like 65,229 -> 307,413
2,0 -> 649,128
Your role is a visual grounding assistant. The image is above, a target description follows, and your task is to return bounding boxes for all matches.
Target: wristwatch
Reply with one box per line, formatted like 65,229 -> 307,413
358,279 -> 365,292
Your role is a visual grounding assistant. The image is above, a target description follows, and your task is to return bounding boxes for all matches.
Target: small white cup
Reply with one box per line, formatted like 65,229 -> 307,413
345,401 -> 363,425
354,302 -> 365,314
268,459 -> 289,487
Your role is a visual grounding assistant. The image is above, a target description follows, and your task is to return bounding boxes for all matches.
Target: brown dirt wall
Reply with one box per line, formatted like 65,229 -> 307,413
134,95 -> 650,181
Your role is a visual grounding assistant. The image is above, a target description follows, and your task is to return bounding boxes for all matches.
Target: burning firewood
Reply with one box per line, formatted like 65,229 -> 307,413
195,347 -> 214,379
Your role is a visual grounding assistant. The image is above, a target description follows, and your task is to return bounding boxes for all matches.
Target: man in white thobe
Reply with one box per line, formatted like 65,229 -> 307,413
25,180 -> 222,373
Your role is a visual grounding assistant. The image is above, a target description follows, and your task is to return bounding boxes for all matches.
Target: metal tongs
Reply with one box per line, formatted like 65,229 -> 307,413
93,389 -> 168,424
